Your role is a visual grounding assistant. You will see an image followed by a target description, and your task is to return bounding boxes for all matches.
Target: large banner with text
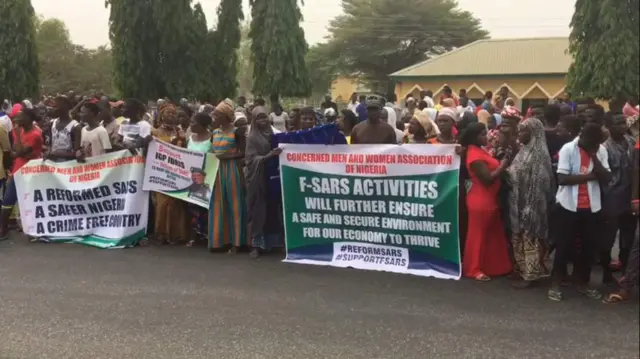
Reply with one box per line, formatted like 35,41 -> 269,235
280,144 -> 461,279
15,151 -> 149,248
142,139 -> 218,208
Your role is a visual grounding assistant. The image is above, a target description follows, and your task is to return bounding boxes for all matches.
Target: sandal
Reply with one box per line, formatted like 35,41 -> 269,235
602,292 -> 630,304
186,240 -> 195,247
473,273 -> 491,282
577,287 -> 602,300
548,286 -> 563,301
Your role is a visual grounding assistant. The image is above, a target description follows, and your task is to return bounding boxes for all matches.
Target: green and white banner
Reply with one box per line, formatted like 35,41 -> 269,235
142,138 -> 218,208
14,151 -> 149,248
280,144 -> 461,279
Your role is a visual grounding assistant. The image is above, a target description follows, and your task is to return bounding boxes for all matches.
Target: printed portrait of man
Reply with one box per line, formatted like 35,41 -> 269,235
187,167 -> 211,202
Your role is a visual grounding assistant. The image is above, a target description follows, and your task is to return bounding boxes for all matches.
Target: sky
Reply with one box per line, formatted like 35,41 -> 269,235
32,0 -> 575,49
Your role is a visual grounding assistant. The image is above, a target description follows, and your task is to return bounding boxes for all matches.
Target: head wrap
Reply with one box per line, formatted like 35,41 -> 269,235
383,106 -> 398,129
501,105 -> 522,119
251,106 -> 268,120
442,98 -> 456,108
10,103 -> 23,119
324,107 -> 337,118
423,96 -> 435,108
623,102 -> 639,118
158,103 -> 177,125
477,109 -> 492,125
214,99 -> 235,121
413,111 -> 438,138
438,107 -> 458,121
22,99 -> 33,109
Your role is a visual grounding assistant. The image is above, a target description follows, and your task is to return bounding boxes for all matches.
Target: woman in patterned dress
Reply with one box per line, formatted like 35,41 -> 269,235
209,99 -> 247,252
508,117 -> 554,287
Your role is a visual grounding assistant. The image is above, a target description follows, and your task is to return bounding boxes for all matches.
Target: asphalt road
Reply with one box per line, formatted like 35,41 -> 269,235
0,234 -> 638,359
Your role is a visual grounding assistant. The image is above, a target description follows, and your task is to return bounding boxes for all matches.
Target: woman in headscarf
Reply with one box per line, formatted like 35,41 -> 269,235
508,118 -> 554,287
405,111 -> 437,143
428,109 -> 457,144
210,99 -> 248,252
151,103 -> 188,245
382,106 -> 405,144
245,106 -> 283,258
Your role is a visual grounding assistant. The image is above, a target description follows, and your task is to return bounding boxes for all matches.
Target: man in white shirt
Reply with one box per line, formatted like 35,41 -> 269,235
346,92 -> 359,114
548,122 -> 612,302
117,99 -> 153,149
78,102 -> 112,159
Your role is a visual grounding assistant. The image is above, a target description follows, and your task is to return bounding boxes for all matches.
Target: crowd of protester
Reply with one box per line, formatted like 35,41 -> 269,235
0,86 -> 638,303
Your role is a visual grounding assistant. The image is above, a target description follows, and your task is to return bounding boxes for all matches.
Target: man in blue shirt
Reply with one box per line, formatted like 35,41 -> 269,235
355,95 -> 367,122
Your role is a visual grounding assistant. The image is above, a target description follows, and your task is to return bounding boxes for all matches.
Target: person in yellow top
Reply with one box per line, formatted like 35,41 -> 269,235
151,103 -> 188,245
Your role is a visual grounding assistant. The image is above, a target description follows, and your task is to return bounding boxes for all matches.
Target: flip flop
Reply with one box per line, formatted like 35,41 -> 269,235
603,293 -> 629,304
474,273 -> 491,282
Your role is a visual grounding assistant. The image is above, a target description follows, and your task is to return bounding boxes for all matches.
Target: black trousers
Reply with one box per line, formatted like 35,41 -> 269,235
552,207 -> 602,285
601,211 -> 638,274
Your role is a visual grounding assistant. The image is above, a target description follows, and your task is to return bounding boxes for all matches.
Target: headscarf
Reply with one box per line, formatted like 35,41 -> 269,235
158,103 -> 177,122
477,110 -> 492,125
442,98 -> 456,108
501,105 -> 522,119
245,105 -> 275,236
623,102 -> 639,118
9,103 -> 23,119
384,106 -> 398,129
507,117 -> 553,239
423,96 -> 435,108
413,111 -> 438,138
214,99 -> 235,121
22,99 -> 33,109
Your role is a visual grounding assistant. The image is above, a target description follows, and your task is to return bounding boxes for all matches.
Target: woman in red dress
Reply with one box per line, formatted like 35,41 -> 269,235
459,123 -> 513,281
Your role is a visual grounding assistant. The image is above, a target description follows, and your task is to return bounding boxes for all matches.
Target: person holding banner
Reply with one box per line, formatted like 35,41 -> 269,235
460,122 -> 513,281
151,103 -> 188,245
0,109 -> 44,240
246,106 -> 283,258
350,100 -> 397,145
186,112 -> 214,245
210,99 -> 247,252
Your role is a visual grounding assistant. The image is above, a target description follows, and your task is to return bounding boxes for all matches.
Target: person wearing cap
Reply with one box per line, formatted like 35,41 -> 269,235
350,99 -> 397,145
324,107 -> 337,124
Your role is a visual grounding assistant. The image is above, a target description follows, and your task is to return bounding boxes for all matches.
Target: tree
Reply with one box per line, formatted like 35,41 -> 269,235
0,0 -> 39,101
106,0 -> 163,100
36,18 -> 114,96
306,43 -> 344,99
249,0 -> 311,100
212,0 -> 244,99
236,22 -> 254,98
567,0 -> 639,100
324,0 -> 488,94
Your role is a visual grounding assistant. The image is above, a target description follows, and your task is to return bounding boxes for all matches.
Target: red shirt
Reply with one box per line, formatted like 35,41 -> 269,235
12,127 -> 43,174
577,148 -> 591,209
465,145 -> 501,210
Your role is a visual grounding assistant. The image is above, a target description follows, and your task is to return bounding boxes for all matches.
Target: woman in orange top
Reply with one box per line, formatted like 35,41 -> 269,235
459,123 -> 513,281
151,103 -> 188,244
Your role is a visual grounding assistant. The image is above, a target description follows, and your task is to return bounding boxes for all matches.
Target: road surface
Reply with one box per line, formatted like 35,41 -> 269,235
0,235 -> 638,359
